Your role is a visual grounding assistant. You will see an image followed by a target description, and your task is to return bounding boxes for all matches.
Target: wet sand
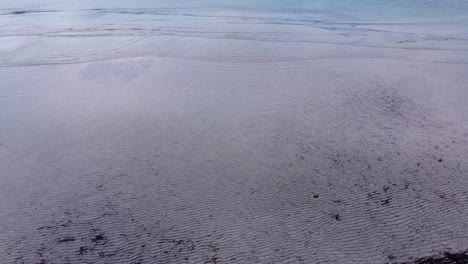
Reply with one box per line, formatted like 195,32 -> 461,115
1,2 -> 468,264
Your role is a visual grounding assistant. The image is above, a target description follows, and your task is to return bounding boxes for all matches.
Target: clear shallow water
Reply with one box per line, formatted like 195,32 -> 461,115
3,0 -> 468,16
1,1 -> 468,264
1,0 -> 468,67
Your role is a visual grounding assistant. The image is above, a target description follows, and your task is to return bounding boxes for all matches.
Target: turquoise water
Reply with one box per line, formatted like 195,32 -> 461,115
1,0 -> 467,68
3,0 -> 468,21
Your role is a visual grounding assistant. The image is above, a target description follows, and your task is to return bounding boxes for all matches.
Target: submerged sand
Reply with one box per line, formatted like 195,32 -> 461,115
1,3 -> 468,264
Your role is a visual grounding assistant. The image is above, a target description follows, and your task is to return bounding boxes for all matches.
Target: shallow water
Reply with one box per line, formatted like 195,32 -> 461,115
1,1 -> 468,67
1,1 -> 468,264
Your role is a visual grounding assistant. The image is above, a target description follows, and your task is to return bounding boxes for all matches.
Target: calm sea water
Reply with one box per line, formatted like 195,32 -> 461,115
1,0 -> 467,67
3,0 -> 468,18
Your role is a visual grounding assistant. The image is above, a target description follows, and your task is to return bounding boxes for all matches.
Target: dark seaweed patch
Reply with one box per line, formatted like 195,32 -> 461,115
57,237 -> 75,243
398,251 -> 468,264
91,234 -> 106,245
78,246 -> 89,255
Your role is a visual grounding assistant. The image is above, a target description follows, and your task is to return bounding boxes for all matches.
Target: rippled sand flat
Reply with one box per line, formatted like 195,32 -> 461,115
1,1 -> 468,263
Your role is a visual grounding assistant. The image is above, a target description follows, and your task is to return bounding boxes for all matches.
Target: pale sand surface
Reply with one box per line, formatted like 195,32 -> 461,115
1,2 -> 468,263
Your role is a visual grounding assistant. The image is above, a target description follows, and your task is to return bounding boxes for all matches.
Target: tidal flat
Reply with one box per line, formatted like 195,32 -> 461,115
1,1 -> 468,263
